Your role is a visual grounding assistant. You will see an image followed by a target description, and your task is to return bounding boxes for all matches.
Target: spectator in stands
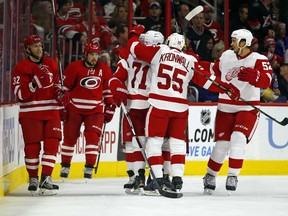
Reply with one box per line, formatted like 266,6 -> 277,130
211,41 -> 225,62
176,2 -> 191,31
111,23 -> 128,47
230,4 -> 250,34
203,5 -> 224,43
186,11 -> 213,53
31,0 -> 53,47
250,37 -> 260,52
278,63 -> 288,101
137,1 -> 165,35
274,22 -> 288,59
110,3 -> 128,26
197,34 -> 214,61
56,0 -> 83,34
103,0 -> 123,16
248,0 -> 276,52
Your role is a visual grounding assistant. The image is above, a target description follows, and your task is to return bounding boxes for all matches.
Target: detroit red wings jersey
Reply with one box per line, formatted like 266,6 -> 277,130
213,50 -> 272,113
63,60 -> 113,114
115,54 -> 151,110
128,39 -> 225,112
11,56 -> 61,120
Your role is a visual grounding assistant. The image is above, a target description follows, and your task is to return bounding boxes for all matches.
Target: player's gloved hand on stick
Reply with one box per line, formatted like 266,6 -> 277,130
237,67 -> 260,86
109,79 -> 129,107
55,89 -> 71,106
128,25 -> 145,39
221,82 -> 240,102
104,104 -> 116,123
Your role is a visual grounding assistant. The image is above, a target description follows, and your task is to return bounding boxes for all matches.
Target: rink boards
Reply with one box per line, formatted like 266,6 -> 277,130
1,103 -> 288,196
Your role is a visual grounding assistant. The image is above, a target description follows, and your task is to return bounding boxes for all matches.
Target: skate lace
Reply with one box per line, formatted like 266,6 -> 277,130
226,176 -> 237,186
61,167 -> 70,174
29,178 -> 38,186
40,176 -> 53,189
204,174 -> 215,186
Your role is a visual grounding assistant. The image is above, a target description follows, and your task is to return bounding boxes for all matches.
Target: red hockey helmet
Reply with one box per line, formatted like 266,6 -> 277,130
24,35 -> 42,50
84,43 -> 101,54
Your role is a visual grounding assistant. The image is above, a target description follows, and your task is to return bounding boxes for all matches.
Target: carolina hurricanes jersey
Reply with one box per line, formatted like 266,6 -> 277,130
113,54 -> 152,110
63,60 -> 113,114
213,50 -> 272,113
56,12 -> 83,35
203,20 -> 224,43
11,56 -> 61,120
128,38 -> 226,112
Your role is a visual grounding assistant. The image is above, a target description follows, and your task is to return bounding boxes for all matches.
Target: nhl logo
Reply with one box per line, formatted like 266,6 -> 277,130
200,109 -> 211,125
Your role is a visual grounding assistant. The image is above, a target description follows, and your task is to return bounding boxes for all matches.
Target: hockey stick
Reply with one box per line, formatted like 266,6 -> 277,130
120,103 -> 183,198
94,122 -> 106,174
181,5 -> 204,32
51,0 -> 64,90
192,66 -> 288,126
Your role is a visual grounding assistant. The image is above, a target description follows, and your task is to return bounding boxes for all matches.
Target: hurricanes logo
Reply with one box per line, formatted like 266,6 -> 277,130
200,109 -> 211,125
80,76 -> 101,89
225,67 -> 241,81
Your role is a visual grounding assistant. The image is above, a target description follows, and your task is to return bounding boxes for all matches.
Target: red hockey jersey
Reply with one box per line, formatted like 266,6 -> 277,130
11,56 -> 61,120
63,60 -> 113,114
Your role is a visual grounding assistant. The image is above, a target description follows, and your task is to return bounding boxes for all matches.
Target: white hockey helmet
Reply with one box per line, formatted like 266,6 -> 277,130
231,29 -> 253,46
165,33 -> 185,50
143,30 -> 164,45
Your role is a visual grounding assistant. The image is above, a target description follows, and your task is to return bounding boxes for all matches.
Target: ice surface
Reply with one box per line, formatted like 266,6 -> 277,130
1,176 -> 287,216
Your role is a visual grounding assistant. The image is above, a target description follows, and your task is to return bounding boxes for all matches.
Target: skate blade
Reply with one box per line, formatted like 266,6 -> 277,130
143,190 -> 161,196
39,188 -> 58,196
125,188 -> 144,195
203,188 -> 214,195
30,190 -> 37,196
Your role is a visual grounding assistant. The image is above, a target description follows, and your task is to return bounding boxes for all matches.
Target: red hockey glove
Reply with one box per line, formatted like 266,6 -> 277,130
110,79 -> 129,107
55,89 -> 71,106
32,72 -> 53,89
128,25 -> 145,39
221,82 -> 240,102
237,67 -> 260,86
104,104 -> 116,123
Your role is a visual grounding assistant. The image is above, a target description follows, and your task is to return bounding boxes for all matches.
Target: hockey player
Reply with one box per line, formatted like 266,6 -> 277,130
11,35 -> 66,195
59,43 -> 115,180
112,25 -> 240,194
109,30 -> 165,194
202,29 -> 273,194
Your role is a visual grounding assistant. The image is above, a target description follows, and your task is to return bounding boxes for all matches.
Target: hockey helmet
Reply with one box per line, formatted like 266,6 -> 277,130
165,33 -> 185,50
231,29 -> 253,46
24,35 -> 42,50
84,43 -> 101,54
144,30 -> 164,45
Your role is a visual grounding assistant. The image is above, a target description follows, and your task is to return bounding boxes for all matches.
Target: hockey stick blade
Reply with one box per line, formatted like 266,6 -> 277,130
185,5 -> 204,21
279,117 -> 288,126
159,189 -> 183,198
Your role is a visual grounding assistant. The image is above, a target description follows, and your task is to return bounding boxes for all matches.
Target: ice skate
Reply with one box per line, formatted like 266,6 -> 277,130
28,177 -> 38,195
203,173 -> 216,195
162,174 -> 172,191
171,176 -> 183,192
60,164 -> 70,181
226,176 -> 238,195
143,178 -> 163,196
124,170 -> 138,195
125,169 -> 145,195
39,175 -> 59,196
83,165 -> 94,182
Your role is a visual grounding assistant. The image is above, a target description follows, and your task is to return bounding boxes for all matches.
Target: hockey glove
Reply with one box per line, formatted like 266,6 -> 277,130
109,79 -> 129,107
104,104 -> 116,123
221,82 -> 240,102
55,89 -> 71,106
238,67 -> 260,86
128,25 -> 145,39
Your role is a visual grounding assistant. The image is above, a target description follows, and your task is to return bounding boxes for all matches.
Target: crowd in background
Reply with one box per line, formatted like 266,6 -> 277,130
2,0 -> 288,103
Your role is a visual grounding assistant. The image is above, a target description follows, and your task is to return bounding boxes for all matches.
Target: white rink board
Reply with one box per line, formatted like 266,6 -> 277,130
188,104 -> 288,161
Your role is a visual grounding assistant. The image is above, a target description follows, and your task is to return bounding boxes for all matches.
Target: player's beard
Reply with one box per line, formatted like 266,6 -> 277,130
85,59 -> 97,67
30,49 -> 43,61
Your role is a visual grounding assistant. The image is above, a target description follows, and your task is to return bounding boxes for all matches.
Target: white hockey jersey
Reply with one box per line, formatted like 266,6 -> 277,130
128,39 -> 226,112
213,50 -> 273,113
